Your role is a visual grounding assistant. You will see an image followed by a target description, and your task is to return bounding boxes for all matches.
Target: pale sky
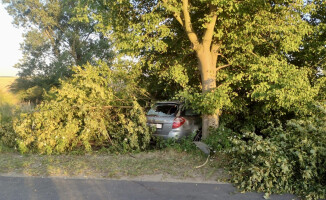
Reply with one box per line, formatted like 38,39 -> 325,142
0,4 -> 23,77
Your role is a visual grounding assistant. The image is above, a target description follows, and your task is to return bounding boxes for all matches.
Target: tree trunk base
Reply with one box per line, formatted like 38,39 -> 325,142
202,114 -> 219,139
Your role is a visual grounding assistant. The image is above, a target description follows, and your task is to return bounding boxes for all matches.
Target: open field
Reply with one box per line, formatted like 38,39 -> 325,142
0,77 -> 19,105
0,77 -> 16,93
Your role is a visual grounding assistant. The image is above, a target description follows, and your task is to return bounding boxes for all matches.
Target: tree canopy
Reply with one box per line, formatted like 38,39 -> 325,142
3,0 -> 114,101
3,0 -> 325,136
74,0 -> 324,137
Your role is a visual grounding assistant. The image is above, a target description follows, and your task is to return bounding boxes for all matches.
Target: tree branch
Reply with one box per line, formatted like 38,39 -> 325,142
216,64 -> 231,71
182,0 -> 200,50
202,5 -> 218,49
173,13 -> 184,26
161,0 -> 184,26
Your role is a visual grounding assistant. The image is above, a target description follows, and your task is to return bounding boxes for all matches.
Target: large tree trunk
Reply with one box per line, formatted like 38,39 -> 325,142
197,48 -> 219,139
174,0 -> 219,139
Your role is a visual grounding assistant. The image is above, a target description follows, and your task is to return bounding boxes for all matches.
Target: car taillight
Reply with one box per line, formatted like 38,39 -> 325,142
172,117 -> 186,129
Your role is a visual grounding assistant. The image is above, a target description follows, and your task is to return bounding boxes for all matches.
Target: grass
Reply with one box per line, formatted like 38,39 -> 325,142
0,149 -> 229,182
0,77 -> 19,105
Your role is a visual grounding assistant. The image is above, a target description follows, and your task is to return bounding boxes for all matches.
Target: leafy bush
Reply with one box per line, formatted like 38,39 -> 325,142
14,63 -> 152,154
17,86 -> 43,103
0,104 -> 16,149
204,126 -> 234,152
229,113 -> 326,199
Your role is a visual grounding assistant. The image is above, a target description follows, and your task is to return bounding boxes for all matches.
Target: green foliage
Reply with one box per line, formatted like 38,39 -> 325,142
0,89 -> 20,149
290,0 -> 326,77
0,88 -> 36,150
14,63 -> 151,154
247,56 -> 319,115
0,104 -> 16,149
17,86 -> 43,103
178,84 -> 234,115
204,126 -> 234,152
229,111 -> 326,199
3,0 -> 115,102
75,0 -> 314,109
214,55 -> 325,135
153,134 -> 199,154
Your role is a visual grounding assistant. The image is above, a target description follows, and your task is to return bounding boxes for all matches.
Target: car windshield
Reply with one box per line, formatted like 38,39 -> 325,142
147,104 -> 179,117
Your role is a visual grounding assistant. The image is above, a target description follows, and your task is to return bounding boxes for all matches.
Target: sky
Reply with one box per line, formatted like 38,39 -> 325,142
0,4 -> 24,77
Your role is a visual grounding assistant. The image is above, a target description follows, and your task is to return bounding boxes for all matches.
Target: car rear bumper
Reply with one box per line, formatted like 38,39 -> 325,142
152,129 -> 188,140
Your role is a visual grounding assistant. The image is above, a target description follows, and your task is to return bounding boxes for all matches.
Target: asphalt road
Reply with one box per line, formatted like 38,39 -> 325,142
0,176 -> 297,200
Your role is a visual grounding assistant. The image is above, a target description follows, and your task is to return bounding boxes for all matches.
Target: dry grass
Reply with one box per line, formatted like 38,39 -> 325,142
0,77 -> 16,93
0,149 -> 229,182
0,77 -> 19,105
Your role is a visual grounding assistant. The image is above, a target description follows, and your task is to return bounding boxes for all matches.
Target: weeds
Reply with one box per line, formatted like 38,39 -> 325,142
0,88 -> 34,150
152,135 -> 201,154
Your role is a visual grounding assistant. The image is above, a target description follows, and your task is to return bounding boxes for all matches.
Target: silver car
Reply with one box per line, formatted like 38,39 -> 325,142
146,101 -> 201,140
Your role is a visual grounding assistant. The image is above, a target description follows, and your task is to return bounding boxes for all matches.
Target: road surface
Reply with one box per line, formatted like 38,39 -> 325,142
0,175 -> 297,200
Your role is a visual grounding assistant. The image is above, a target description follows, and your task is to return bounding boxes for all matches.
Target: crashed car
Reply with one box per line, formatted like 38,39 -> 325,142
146,101 -> 201,140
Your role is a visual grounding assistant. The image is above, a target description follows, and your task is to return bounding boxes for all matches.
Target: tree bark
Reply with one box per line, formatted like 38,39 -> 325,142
175,0 -> 219,139
196,48 -> 219,139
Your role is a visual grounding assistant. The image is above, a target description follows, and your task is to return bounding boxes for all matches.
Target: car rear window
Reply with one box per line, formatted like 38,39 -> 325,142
147,104 -> 179,117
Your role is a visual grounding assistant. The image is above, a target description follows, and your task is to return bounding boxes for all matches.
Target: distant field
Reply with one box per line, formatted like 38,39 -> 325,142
0,77 -> 16,93
0,77 -> 19,105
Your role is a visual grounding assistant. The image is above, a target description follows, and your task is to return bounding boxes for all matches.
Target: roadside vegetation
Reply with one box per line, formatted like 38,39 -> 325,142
1,0 -> 326,199
0,87 -> 18,151
0,149 -> 229,182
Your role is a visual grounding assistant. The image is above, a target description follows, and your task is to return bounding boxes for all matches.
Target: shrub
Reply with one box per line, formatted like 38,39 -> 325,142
14,63 -> 151,154
17,86 -> 43,103
229,113 -> 326,199
204,126 -> 234,152
0,114 -> 16,148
